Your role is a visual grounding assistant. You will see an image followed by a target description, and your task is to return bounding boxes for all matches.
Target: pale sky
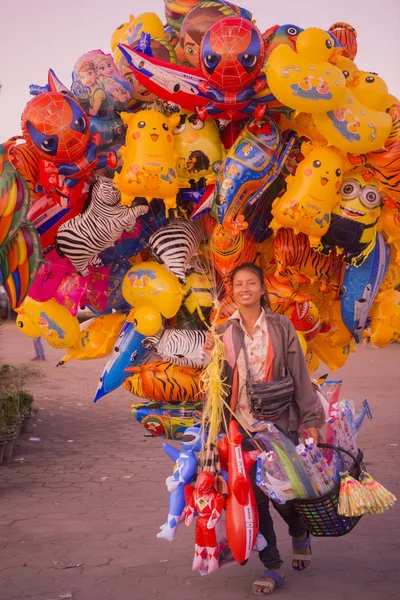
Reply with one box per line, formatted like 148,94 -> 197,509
1,0 -> 399,141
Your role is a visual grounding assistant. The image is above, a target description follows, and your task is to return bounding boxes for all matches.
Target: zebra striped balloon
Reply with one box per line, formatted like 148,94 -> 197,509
149,218 -> 203,284
142,329 -> 207,368
56,177 -> 149,277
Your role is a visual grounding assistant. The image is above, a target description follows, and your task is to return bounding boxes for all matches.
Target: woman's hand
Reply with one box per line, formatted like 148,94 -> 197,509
305,427 -> 324,445
203,332 -> 215,356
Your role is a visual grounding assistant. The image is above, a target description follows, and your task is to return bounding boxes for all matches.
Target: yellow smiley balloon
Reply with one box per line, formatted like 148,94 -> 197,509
114,110 -> 181,215
122,261 -> 184,319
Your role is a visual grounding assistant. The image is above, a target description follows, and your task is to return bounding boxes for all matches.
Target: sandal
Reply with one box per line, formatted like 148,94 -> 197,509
252,570 -> 284,596
292,531 -> 312,571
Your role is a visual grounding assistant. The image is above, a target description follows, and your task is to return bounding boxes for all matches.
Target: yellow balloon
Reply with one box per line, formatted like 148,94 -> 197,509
266,28 -> 346,114
369,289 -> 400,347
23,297 -> 80,349
112,12 -> 165,69
377,205 -> 400,264
279,112 -> 327,144
306,348 -> 321,373
15,312 -> 41,338
173,110 -> 225,188
351,71 -> 389,111
58,313 -> 126,364
313,88 -> 392,153
310,333 -> 355,371
114,110 -> 181,215
122,261 -> 184,319
270,145 -> 344,247
128,306 -> 163,336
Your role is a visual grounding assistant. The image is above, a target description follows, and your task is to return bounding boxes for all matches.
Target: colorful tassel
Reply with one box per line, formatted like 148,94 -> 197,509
359,470 -> 397,514
337,472 -> 373,517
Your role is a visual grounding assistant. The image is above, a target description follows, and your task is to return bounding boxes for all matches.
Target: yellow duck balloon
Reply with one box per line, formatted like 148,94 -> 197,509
173,110 -> 225,188
22,297 -> 81,349
313,69 -> 392,153
114,110 -> 181,216
266,27 -> 346,114
270,144 -> 344,247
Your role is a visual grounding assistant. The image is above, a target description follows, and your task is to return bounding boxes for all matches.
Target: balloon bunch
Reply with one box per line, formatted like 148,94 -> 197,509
2,0 -> 400,575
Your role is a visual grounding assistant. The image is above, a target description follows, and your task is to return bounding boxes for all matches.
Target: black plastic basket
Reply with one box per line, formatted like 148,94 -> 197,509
288,444 -> 364,537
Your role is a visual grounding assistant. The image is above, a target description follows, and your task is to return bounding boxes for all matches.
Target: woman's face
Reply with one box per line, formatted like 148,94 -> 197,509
232,269 -> 264,309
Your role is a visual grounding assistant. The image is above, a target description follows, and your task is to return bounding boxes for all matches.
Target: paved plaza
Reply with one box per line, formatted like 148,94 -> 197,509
0,323 -> 399,600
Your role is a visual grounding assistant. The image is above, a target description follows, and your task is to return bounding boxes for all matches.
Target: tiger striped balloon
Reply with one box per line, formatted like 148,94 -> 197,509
210,220 -> 256,291
124,361 -> 204,403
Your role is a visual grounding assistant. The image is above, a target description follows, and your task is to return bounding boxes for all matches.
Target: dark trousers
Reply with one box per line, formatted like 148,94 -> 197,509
249,431 -> 307,570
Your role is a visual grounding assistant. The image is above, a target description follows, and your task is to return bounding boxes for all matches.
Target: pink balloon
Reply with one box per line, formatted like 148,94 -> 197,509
28,249 -> 75,302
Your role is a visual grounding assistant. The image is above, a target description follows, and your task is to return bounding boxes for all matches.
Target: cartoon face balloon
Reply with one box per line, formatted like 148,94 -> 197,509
22,93 -> 90,163
122,261 -> 184,319
320,168 -> 384,266
200,17 -> 265,92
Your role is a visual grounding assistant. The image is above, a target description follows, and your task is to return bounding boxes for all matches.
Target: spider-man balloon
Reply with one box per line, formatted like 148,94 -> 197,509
197,17 -> 267,119
200,17 -> 265,92
21,92 -> 116,202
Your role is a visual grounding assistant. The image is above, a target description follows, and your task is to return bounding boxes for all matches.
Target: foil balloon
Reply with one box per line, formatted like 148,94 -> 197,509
28,248 -> 75,302
348,103 -> 400,206
340,232 -> 390,342
320,168 -> 384,266
369,288 -> 400,347
285,300 -> 330,343
124,361 -> 203,403
0,225 -> 42,309
122,261 -> 184,319
213,117 -> 294,224
313,87 -> 392,154
23,297 -> 80,349
377,205 -> 400,263
173,110 -> 225,188
179,1 -> 238,67
266,28 -> 346,113
112,12 -> 165,73
270,145 -> 344,247
127,305 -> 163,336
149,218 -> 203,284
142,329 -> 206,368
0,144 -> 31,247
328,22 -> 358,60
114,110 -> 180,214
5,137 -> 41,202
131,401 -> 202,439
210,218 -> 256,290
273,229 -> 343,294
57,312 -> 125,365
309,333 -> 355,371
71,50 -> 132,118
56,177 -> 149,277
94,320 -> 149,402
21,92 -> 117,201
15,309 -> 41,338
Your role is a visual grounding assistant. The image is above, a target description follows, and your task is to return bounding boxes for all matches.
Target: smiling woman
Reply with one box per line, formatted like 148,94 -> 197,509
203,261 -> 322,594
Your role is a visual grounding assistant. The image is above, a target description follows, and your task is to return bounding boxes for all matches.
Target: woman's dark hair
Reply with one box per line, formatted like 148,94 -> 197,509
230,263 -> 271,309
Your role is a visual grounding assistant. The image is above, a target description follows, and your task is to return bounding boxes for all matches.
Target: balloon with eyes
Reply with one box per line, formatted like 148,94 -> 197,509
118,17 -> 270,121
320,168 -> 385,266
21,92 -> 117,204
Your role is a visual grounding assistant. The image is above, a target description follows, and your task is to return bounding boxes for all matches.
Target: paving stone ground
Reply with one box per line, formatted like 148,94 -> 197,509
0,323 -> 399,600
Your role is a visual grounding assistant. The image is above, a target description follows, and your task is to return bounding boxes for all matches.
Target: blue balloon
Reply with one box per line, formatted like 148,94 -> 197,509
94,321 -> 148,402
341,232 -> 390,343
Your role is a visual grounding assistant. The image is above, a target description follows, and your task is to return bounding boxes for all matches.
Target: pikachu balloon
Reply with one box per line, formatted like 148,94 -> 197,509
266,28 -> 346,113
114,110 -> 180,215
270,144 -> 344,247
